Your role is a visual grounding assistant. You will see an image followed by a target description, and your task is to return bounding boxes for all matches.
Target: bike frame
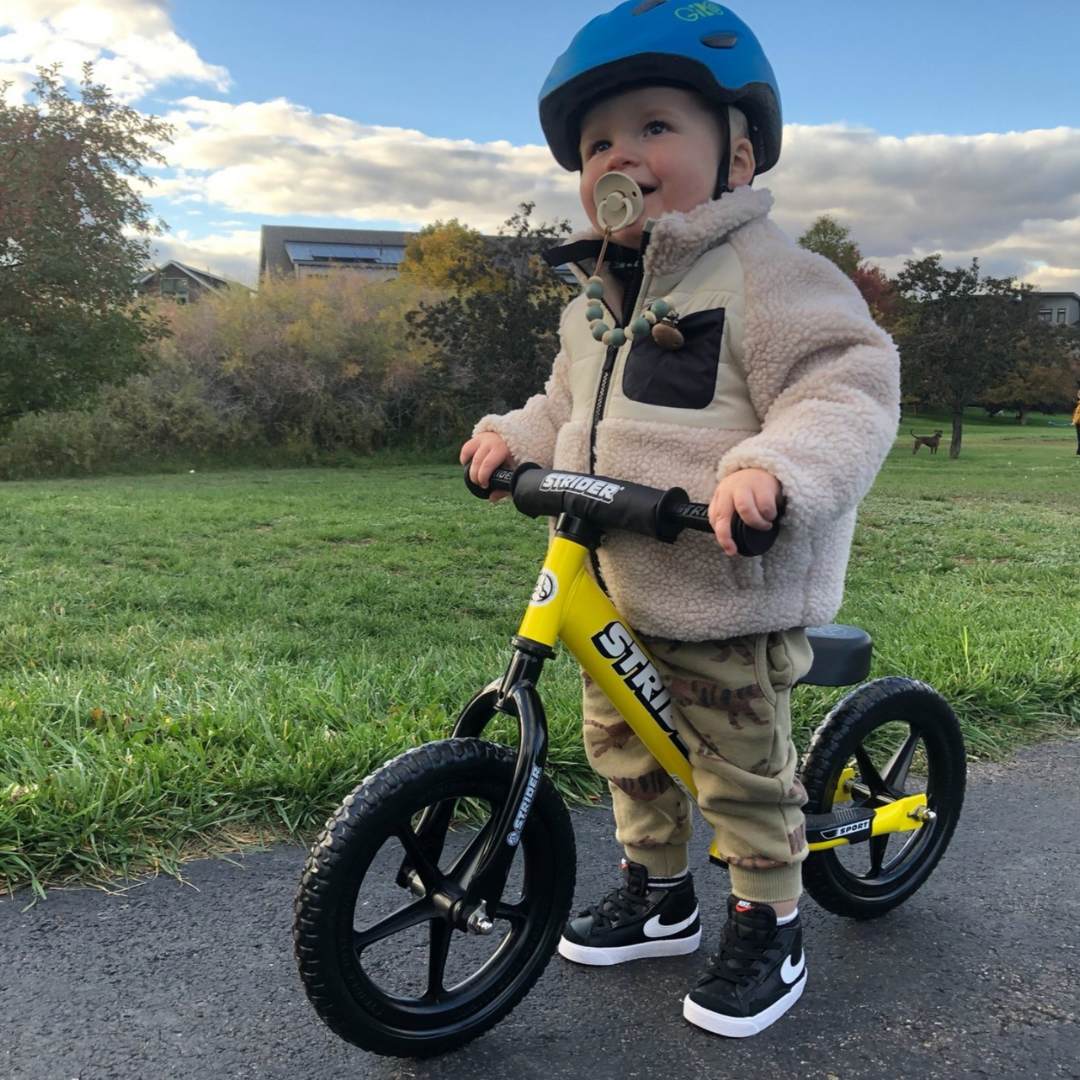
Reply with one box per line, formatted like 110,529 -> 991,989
409,515 -> 928,929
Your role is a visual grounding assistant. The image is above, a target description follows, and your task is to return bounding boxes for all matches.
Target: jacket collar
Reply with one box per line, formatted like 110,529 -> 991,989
543,186 -> 773,285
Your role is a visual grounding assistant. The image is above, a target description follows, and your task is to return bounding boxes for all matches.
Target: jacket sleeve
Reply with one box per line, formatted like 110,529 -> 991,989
718,224 -> 900,525
471,301 -> 575,469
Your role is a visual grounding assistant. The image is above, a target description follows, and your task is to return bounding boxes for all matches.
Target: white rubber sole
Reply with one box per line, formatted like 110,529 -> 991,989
682,973 -> 807,1038
557,927 -> 701,966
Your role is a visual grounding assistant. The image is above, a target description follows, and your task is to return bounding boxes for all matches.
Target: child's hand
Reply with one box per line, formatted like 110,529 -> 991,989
708,469 -> 782,556
459,433 -> 512,501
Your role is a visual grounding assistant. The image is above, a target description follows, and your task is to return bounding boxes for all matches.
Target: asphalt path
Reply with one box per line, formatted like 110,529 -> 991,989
2,739 -> 1078,1080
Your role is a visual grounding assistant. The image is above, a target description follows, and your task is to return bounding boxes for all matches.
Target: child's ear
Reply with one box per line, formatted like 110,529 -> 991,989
727,136 -> 756,188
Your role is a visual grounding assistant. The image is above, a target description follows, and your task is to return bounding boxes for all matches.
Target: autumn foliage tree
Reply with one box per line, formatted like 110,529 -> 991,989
404,202 -> 573,439
398,219 -> 500,292
0,65 -> 173,427
797,215 -> 899,328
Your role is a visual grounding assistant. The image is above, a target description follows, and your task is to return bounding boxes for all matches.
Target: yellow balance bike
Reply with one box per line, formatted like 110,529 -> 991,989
293,463 -> 966,1058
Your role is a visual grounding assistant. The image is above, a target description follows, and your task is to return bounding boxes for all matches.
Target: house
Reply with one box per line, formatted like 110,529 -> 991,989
1033,291 -> 1080,327
135,260 -> 234,304
259,226 -> 408,281
258,223 -> 577,286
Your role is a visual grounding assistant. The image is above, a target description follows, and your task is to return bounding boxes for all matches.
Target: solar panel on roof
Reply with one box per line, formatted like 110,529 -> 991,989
284,241 -> 404,265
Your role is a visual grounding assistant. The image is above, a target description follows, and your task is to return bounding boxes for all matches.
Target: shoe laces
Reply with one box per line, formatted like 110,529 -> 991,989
586,882 -> 651,927
703,913 -> 776,987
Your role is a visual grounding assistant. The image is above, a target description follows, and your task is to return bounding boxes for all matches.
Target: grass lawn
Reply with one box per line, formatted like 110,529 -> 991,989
1,410 -> 1077,894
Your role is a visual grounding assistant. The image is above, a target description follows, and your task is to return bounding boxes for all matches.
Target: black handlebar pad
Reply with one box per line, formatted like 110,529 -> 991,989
463,462 -> 784,557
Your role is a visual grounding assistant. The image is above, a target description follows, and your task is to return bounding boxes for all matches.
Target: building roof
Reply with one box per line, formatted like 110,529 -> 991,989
260,225 -> 413,278
136,259 -> 230,290
1033,291 -> 1080,304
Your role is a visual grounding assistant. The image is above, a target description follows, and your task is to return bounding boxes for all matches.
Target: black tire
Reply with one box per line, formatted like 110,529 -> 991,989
293,738 -> 575,1057
801,677 -> 965,919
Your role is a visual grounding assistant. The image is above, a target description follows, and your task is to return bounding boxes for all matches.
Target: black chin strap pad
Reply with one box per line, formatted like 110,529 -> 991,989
713,105 -> 732,199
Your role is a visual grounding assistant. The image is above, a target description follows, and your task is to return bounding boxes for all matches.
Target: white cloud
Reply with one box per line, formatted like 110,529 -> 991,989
0,0 -> 230,103
153,97 -> 1080,295
4,3 -> 1077,297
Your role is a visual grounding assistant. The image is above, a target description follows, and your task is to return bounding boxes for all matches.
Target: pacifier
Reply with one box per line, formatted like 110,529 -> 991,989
593,172 -> 645,233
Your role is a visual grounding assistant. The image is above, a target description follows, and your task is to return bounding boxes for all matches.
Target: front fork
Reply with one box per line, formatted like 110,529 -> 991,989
396,647 -> 550,933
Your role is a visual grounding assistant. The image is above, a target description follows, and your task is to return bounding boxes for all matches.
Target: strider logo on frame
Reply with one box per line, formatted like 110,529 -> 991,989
506,764 -> 544,847
531,569 -> 558,606
591,621 -> 689,757
539,472 -> 624,503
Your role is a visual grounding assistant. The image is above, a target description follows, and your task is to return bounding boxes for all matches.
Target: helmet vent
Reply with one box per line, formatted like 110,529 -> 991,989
632,0 -> 668,13
701,32 -> 738,49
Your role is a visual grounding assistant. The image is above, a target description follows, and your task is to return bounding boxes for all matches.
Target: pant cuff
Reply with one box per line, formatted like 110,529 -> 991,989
623,844 -> 689,877
728,863 -> 803,904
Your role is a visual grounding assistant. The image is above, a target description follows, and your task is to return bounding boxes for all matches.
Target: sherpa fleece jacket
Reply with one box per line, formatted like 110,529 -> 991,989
473,186 -> 900,641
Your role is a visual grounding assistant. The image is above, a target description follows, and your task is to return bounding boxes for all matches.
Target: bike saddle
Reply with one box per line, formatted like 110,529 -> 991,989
798,625 -> 872,687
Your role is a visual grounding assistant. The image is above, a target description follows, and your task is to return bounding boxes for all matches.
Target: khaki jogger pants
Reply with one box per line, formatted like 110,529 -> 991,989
581,628 -> 815,904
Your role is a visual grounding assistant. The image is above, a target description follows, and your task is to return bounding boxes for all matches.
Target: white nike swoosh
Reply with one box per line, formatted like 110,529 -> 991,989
642,907 -> 699,939
780,952 -> 805,985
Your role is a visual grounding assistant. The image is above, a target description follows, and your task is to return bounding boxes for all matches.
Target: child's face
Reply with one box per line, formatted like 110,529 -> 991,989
578,85 -> 723,249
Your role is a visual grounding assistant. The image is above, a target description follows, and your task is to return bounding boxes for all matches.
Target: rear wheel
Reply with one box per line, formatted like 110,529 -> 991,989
801,677 -> 965,919
293,738 -> 575,1057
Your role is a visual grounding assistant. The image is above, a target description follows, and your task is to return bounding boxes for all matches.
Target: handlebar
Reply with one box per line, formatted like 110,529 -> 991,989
464,462 -> 784,557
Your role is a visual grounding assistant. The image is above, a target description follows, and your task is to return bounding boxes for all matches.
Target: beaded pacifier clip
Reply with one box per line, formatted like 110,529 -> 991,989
585,172 -> 684,351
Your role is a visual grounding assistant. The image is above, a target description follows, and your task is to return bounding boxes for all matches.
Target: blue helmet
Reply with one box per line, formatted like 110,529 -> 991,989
539,1 -> 782,176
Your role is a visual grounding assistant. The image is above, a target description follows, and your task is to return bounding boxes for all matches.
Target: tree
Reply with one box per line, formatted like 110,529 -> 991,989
798,215 -> 899,329
851,263 -> 901,330
0,65 -> 173,427
797,215 -> 861,278
398,219 -> 497,292
404,202 -> 573,439
892,255 -> 1038,457
980,323 -> 1080,423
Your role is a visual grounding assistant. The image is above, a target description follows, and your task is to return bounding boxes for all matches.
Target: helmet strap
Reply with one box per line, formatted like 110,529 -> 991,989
713,106 -> 732,199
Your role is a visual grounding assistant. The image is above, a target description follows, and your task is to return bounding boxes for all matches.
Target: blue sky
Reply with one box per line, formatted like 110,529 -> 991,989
3,1 -> 1078,290
165,0 -> 1080,143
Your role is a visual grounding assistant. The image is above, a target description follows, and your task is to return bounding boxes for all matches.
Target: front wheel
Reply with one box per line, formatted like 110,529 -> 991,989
800,677 -> 965,919
293,738 -> 575,1057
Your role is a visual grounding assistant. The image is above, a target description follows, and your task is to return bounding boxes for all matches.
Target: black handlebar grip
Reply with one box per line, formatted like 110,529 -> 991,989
730,495 -> 786,557
462,461 -> 519,500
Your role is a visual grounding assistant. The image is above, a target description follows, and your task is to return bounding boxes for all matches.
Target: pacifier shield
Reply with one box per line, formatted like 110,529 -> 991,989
593,172 -> 645,233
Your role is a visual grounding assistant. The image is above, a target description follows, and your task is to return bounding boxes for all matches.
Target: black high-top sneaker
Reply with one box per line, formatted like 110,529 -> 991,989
682,895 -> 806,1037
557,859 -> 701,966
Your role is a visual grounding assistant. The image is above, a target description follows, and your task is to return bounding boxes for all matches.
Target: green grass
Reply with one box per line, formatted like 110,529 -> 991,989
1,410 -> 1077,895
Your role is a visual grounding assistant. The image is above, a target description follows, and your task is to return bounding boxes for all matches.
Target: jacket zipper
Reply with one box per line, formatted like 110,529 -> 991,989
588,254 -> 645,473
585,243 -> 647,592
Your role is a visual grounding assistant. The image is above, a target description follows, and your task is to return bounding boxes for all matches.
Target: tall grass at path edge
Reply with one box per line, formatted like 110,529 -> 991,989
0,411 -> 1077,895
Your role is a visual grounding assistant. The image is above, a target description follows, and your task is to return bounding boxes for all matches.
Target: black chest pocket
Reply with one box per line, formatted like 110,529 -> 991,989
621,307 -> 726,410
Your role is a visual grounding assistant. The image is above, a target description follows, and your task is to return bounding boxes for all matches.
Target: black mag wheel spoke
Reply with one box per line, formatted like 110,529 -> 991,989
395,821 -> 445,893
493,900 -> 529,924
853,744 -> 889,800
883,730 -> 921,794
447,814 -> 499,885
867,834 -> 889,878
424,919 -> 454,1002
353,897 -> 437,951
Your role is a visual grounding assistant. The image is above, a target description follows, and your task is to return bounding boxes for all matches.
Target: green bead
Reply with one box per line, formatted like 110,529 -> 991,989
584,277 -> 604,299
649,298 -> 671,318
630,316 -> 652,338
585,301 -> 605,321
602,328 -> 626,347
590,320 -> 610,341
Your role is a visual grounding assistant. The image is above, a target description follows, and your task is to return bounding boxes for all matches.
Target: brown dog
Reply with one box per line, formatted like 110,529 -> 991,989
911,429 -> 943,455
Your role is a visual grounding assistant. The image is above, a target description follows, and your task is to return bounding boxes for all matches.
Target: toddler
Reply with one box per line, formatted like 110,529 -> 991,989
460,0 -> 899,1038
